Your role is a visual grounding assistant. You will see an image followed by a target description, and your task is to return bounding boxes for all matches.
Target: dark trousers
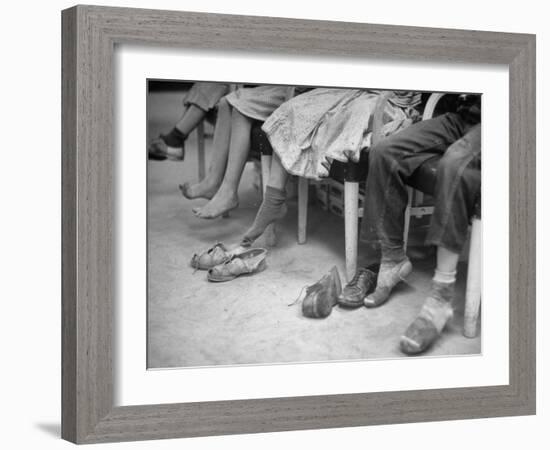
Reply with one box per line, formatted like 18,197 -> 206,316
361,112 -> 481,255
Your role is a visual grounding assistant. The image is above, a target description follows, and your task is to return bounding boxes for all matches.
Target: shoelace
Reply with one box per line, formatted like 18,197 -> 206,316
288,284 -> 310,307
347,269 -> 369,288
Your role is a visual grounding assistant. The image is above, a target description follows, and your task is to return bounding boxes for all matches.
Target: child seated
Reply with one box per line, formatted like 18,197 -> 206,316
239,88 -> 422,246
358,94 -> 481,354
180,85 -> 295,219
148,82 -> 229,161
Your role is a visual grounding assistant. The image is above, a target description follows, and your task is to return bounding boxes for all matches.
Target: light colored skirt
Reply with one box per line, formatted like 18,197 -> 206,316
262,88 -> 420,179
225,85 -> 295,122
183,82 -> 230,112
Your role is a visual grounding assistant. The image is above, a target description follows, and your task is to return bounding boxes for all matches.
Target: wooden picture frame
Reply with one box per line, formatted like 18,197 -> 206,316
62,5 -> 536,444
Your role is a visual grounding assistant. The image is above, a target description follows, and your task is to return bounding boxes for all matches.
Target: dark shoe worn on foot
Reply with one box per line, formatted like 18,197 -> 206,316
148,138 -> 167,160
302,266 -> 342,319
148,128 -> 186,161
337,267 -> 378,308
364,258 -> 412,308
207,248 -> 267,282
400,281 -> 454,355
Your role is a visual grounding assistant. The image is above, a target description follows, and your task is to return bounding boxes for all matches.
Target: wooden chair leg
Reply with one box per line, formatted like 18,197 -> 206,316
196,121 -> 206,181
261,154 -> 277,247
464,217 -> 482,338
414,190 -> 424,218
344,181 -> 359,282
297,177 -> 308,244
403,187 -> 413,251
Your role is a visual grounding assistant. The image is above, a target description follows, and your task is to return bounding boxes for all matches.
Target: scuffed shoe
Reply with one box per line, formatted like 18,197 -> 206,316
207,248 -> 267,282
337,267 -> 378,308
190,243 -> 231,270
302,266 -> 342,319
400,281 -> 454,355
364,258 -> 412,308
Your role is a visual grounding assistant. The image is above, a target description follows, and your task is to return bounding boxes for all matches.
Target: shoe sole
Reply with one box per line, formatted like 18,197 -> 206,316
336,297 -> 364,308
207,259 -> 267,282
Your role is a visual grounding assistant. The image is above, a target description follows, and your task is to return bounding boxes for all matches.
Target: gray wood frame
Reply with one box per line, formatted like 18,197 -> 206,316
62,5 -> 536,444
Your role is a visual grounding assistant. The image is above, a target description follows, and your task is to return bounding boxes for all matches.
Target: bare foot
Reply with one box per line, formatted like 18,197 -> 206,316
194,190 -> 239,219
179,179 -> 220,200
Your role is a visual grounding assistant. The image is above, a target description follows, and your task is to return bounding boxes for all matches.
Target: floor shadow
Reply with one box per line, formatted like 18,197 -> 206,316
35,422 -> 61,438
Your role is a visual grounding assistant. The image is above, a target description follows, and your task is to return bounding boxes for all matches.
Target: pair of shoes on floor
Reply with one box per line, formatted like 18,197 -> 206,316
301,266 -> 379,318
148,135 -> 185,161
191,243 -> 267,282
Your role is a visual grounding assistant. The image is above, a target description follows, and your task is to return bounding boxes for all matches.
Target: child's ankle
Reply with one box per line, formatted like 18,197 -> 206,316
161,127 -> 186,147
380,243 -> 407,265
429,280 -> 455,304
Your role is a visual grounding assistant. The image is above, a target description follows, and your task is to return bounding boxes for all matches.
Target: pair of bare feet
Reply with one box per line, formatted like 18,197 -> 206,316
179,179 -> 238,219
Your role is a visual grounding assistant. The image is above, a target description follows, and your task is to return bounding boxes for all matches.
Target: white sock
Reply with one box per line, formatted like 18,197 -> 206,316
433,269 -> 457,284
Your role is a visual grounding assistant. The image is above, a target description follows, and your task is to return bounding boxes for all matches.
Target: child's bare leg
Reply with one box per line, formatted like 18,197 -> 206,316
195,108 -> 252,218
175,104 -> 206,135
180,98 -> 231,200
240,154 -> 289,247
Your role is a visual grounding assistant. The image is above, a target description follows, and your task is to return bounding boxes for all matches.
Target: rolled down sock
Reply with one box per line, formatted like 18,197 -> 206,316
241,186 -> 287,247
433,269 -> 457,284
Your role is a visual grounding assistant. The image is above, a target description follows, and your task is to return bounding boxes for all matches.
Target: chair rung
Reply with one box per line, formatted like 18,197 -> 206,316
409,206 -> 434,217
329,203 -> 344,217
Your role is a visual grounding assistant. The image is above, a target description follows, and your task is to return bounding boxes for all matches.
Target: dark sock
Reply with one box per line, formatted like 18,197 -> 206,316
160,127 -> 187,147
241,186 -> 287,247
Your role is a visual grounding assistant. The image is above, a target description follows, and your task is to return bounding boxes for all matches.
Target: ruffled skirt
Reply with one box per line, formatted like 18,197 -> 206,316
262,88 -> 420,179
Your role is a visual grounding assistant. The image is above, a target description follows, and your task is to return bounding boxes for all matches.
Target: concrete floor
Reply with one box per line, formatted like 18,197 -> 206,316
147,90 -> 481,369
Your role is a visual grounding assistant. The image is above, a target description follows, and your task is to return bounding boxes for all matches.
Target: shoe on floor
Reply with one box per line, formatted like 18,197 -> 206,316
191,243 -> 231,270
302,266 -> 342,319
337,267 -> 378,308
207,248 -> 267,282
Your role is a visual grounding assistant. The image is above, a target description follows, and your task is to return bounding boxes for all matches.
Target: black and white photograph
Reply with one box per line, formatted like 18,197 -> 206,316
146,81 -> 482,368
3,0 -> 546,446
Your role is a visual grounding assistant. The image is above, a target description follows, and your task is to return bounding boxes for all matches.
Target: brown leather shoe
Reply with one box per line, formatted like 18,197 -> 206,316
302,266 -> 342,319
337,267 -> 378,308
207,248 -> 267,282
